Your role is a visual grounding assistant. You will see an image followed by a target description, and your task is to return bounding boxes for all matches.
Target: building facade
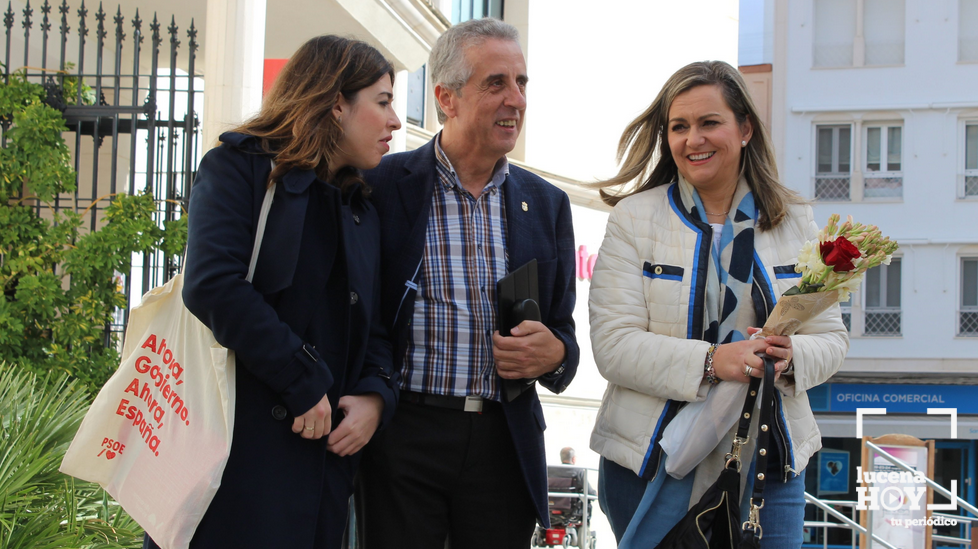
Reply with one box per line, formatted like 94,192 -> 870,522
743,0 -> 978,544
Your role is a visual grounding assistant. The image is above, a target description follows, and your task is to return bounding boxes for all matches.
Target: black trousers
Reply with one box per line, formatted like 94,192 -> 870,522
356,399 -> 536,549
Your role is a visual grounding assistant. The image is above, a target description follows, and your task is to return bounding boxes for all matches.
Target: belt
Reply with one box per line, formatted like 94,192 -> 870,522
401,390 -> 500,413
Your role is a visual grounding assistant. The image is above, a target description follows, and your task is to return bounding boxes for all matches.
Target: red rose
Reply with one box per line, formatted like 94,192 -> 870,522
820,236 -> 860,272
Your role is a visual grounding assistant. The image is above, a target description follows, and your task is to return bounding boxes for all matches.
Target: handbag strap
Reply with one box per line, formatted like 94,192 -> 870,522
741,356 -> 778,543
245,160 -> 277,283
726,373 -> 763,471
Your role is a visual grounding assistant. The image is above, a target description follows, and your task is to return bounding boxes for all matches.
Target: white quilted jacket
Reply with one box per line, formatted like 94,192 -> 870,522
589,182 -> 849,500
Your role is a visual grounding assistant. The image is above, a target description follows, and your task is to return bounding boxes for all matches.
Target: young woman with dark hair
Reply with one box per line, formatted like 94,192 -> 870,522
143,35 -> 401,549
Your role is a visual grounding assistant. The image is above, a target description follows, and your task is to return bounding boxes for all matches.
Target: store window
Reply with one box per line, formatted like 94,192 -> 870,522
864,124 -> 902,198
813,0 -> 905,67
815,124 -> 852,201
961,258 -> 978,336
864,258 -> 901,336
965,123 -> 978,197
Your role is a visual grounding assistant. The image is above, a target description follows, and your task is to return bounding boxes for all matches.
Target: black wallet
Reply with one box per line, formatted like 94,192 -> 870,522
496,259 -> 540,402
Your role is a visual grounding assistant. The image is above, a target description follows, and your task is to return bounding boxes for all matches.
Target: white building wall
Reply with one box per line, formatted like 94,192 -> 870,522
775,0 -> 978,373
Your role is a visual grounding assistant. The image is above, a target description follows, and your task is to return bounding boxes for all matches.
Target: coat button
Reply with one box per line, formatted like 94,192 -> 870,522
353,214 -> 360,225
350,292 -> 359,304
271,405 -> 287,421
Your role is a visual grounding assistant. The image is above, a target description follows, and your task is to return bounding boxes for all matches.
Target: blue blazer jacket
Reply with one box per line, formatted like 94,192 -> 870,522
363,137 -> 580,525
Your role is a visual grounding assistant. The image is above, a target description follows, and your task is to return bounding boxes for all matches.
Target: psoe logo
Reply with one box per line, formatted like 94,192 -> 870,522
855,466 -> 959,513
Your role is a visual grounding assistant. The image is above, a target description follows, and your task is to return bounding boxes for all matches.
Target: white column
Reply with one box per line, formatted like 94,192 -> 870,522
202,0 -> 266,151
392,69 -> 409,153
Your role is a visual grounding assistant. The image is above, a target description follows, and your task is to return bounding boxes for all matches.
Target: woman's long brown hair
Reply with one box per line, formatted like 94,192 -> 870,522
593,61 -> 800,231
230,35 -> 394,193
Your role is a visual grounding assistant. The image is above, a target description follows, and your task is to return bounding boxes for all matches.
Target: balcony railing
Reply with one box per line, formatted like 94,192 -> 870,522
865,308 -> 901,336
960,309 -> 978,336
864,174 -> 903,198
841,308 -> 852,332
814,175 -> 851,201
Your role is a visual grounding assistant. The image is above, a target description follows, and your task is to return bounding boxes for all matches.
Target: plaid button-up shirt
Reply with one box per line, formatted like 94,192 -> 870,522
402,134 -> 509,401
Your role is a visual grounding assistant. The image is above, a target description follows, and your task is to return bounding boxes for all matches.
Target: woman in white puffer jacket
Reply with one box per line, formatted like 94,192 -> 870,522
588,61 -> 849,548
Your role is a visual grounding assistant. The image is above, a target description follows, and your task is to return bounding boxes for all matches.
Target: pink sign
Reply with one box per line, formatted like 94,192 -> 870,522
577,245 -> 598,281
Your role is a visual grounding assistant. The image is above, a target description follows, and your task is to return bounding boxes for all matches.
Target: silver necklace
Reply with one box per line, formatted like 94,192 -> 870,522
705,209 -> 729,216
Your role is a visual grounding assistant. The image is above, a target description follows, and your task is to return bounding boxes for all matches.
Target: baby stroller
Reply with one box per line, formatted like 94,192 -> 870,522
531,465 -> 596,549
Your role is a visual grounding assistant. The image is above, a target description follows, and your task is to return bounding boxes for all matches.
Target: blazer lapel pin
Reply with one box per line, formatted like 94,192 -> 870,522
521,201 -> 528,212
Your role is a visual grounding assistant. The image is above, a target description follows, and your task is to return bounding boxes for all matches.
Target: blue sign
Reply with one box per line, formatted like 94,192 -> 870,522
807,383 -> 978,414
818,449 -> 849,495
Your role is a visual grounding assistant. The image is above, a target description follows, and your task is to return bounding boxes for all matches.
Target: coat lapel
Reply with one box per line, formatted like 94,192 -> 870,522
503,170 -> 530,271
395,143 -> 437,281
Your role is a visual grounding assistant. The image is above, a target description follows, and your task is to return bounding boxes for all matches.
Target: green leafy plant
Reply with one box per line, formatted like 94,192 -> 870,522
0,363 -> 143,548
61,63 -> 98,106
0,63 -> 187,390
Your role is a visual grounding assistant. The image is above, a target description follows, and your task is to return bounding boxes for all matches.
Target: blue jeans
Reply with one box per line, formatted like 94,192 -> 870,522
598,457 -> 648,544
755,468 -> 807,549
599,456 -> 807,548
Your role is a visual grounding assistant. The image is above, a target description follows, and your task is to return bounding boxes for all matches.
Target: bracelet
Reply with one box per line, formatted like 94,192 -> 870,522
703,344 -> 720,386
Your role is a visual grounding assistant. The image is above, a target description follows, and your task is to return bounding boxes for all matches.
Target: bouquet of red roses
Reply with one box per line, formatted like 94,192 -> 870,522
755,214 -> 898,338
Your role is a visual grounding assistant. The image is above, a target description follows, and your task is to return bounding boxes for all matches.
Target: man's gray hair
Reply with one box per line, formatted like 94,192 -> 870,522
429,18 -> 521,124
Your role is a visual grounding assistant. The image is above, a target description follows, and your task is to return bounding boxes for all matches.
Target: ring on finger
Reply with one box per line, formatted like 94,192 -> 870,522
744,364 -> 753,377
304,426 -> 314,431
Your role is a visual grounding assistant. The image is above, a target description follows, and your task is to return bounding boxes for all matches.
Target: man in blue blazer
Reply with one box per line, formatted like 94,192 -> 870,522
357,18 -> 579,549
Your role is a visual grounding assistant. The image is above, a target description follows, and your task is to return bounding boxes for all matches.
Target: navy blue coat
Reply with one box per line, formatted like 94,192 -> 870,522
363,137 -> 579,526
179,132 -> 397,548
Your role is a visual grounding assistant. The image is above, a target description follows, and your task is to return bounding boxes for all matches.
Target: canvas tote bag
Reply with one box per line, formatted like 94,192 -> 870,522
61,181 -> 277,549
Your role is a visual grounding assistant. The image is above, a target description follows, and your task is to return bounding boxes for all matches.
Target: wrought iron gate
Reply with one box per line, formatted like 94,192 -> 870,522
3,0 -> 201,336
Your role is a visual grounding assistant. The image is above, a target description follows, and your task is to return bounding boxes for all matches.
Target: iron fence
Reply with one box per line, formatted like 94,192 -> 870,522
2,0 -> 201,339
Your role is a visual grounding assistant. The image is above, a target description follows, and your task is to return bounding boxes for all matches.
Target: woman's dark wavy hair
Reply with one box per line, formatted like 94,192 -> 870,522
593,60 -> 800,231
230,35 -> 394,194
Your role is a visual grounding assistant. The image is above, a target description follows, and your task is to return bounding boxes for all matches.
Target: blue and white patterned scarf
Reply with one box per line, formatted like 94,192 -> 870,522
677,174 -> 758,345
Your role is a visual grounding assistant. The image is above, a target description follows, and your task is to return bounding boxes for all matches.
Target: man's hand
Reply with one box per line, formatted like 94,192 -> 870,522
292,393 -> 332,440
492,320 -> 566,379
326,393 -> 384,457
